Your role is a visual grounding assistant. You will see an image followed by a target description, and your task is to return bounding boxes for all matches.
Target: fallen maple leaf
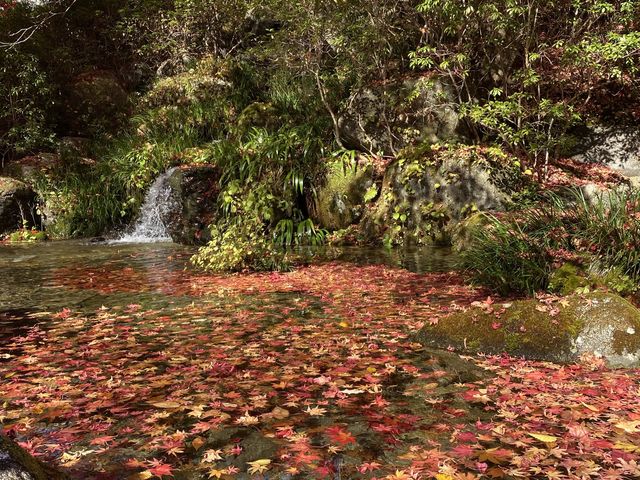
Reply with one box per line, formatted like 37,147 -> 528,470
614,420 -> 640,434
247,459 -> 271,475
528,433 -> 558,445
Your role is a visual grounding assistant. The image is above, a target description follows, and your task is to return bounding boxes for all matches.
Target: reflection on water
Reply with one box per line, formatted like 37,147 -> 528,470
0,240 -> 194,313
0,240 -> 455,314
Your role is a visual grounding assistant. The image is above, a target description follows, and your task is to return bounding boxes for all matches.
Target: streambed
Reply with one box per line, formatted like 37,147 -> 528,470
1,241 -> 639,479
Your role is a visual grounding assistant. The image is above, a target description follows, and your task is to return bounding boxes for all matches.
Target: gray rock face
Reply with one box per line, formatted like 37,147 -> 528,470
416,292 -> 640,368
0,435 -> 66,480
361,149 -> 524,245
166,165 -> 221,245
338,77 -> 459,156
0,177 -> 39,235
572,125 -> 640,181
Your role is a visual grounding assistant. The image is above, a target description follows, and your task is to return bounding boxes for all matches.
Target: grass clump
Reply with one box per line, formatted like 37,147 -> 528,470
460,187 -> 640,295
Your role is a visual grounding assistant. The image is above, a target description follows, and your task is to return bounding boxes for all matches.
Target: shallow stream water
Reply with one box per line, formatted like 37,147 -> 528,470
2,241 -> 639,479
0,241 -> 455,314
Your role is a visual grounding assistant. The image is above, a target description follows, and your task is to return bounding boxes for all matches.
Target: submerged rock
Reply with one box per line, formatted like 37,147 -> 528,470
0,434 -> 67,480
0,177 -> 39,235
166,165 -> 221,245
417,292 -> 640,367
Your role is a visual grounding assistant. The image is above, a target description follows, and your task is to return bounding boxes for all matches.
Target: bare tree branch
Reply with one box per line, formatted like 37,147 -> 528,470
1,0 -> 78,49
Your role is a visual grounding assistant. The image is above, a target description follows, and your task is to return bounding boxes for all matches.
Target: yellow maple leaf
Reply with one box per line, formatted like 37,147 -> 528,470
128,471 -> 153,480
247,459 -> 271,475
207,468 -> 225,479
614,420 -> 640,434
528,433 -> 558,445
149,401 -> 182,409
614,442 -> 640,453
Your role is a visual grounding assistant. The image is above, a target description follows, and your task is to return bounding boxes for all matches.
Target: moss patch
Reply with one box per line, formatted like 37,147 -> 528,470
548,263 -> 589,295
416,292 -> 640,367
313,156 -> 376,231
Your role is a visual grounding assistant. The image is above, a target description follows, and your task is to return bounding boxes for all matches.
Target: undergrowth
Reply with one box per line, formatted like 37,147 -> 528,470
460,187 -> 640,295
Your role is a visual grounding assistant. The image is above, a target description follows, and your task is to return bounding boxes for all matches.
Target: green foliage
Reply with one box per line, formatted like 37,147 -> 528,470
190,216 -> 289,272
0,49 -> 56,162
6,228 -> 47,243
461,188 -> 640,295
459,213 -> 554,295
411,0 -> 640,178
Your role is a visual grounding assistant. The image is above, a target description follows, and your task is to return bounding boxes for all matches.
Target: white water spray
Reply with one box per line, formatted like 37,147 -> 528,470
113,168 -> 178,243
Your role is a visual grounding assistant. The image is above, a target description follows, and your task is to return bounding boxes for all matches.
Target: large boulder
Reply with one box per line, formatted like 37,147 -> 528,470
416,292 -> 640,367
0,434 -> 67,480
0,178 -> 39,235
571,125 -> 640,184
338,77 -> 459,156
361,145 -> 526,245
166,165 -> 221,245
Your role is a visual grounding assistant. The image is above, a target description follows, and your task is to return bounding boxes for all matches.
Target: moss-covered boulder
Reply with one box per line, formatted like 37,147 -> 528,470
0,177 -> 39,235
361,145 -> 526,246
166,165 -> 221,245
312,155 -> 379,231
0,434 -> 67,479
416,292 -> 640,367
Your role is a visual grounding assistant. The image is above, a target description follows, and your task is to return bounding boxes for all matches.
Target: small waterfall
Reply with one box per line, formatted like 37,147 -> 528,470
114,168 -> 178,243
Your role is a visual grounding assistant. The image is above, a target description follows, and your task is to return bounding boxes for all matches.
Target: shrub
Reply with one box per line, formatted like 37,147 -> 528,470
459,213 -> 554,295
190,217 -> 290,273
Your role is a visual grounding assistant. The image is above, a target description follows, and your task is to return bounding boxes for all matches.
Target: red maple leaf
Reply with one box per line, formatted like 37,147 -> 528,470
326,426 -> 357,445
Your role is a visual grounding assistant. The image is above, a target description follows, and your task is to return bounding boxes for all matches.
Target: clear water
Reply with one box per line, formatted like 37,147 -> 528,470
0,240 -> 193,313
0,240 -> 464,479
0,241 -> 455,314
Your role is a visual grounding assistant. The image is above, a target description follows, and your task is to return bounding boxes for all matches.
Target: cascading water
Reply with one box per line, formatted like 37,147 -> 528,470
113,167 -> 178,243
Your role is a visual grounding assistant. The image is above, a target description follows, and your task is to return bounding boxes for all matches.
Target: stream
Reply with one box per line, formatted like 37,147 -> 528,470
2,241 -> 637,479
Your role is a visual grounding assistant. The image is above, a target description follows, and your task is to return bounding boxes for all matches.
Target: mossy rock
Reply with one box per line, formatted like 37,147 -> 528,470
0,434 -> 68,479
360,145 -> 526,246
0,177 -> 39,235
548,263 -> 590,295
449,212 -> 490,252
416,292 -> 640,367
313,156 -> 377,231
166,165 -> 221,245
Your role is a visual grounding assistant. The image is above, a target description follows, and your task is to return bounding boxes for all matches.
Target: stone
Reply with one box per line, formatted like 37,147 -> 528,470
571,125 -> 640,182
0,177 -> 39,235
416,292 -> 640,367
2,154 -> 60,183
312,155 -> 378,231
338,77 -> 459,156
361,145 -> 526,246
0,434 -> 67,480
166,165 -> 221,245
